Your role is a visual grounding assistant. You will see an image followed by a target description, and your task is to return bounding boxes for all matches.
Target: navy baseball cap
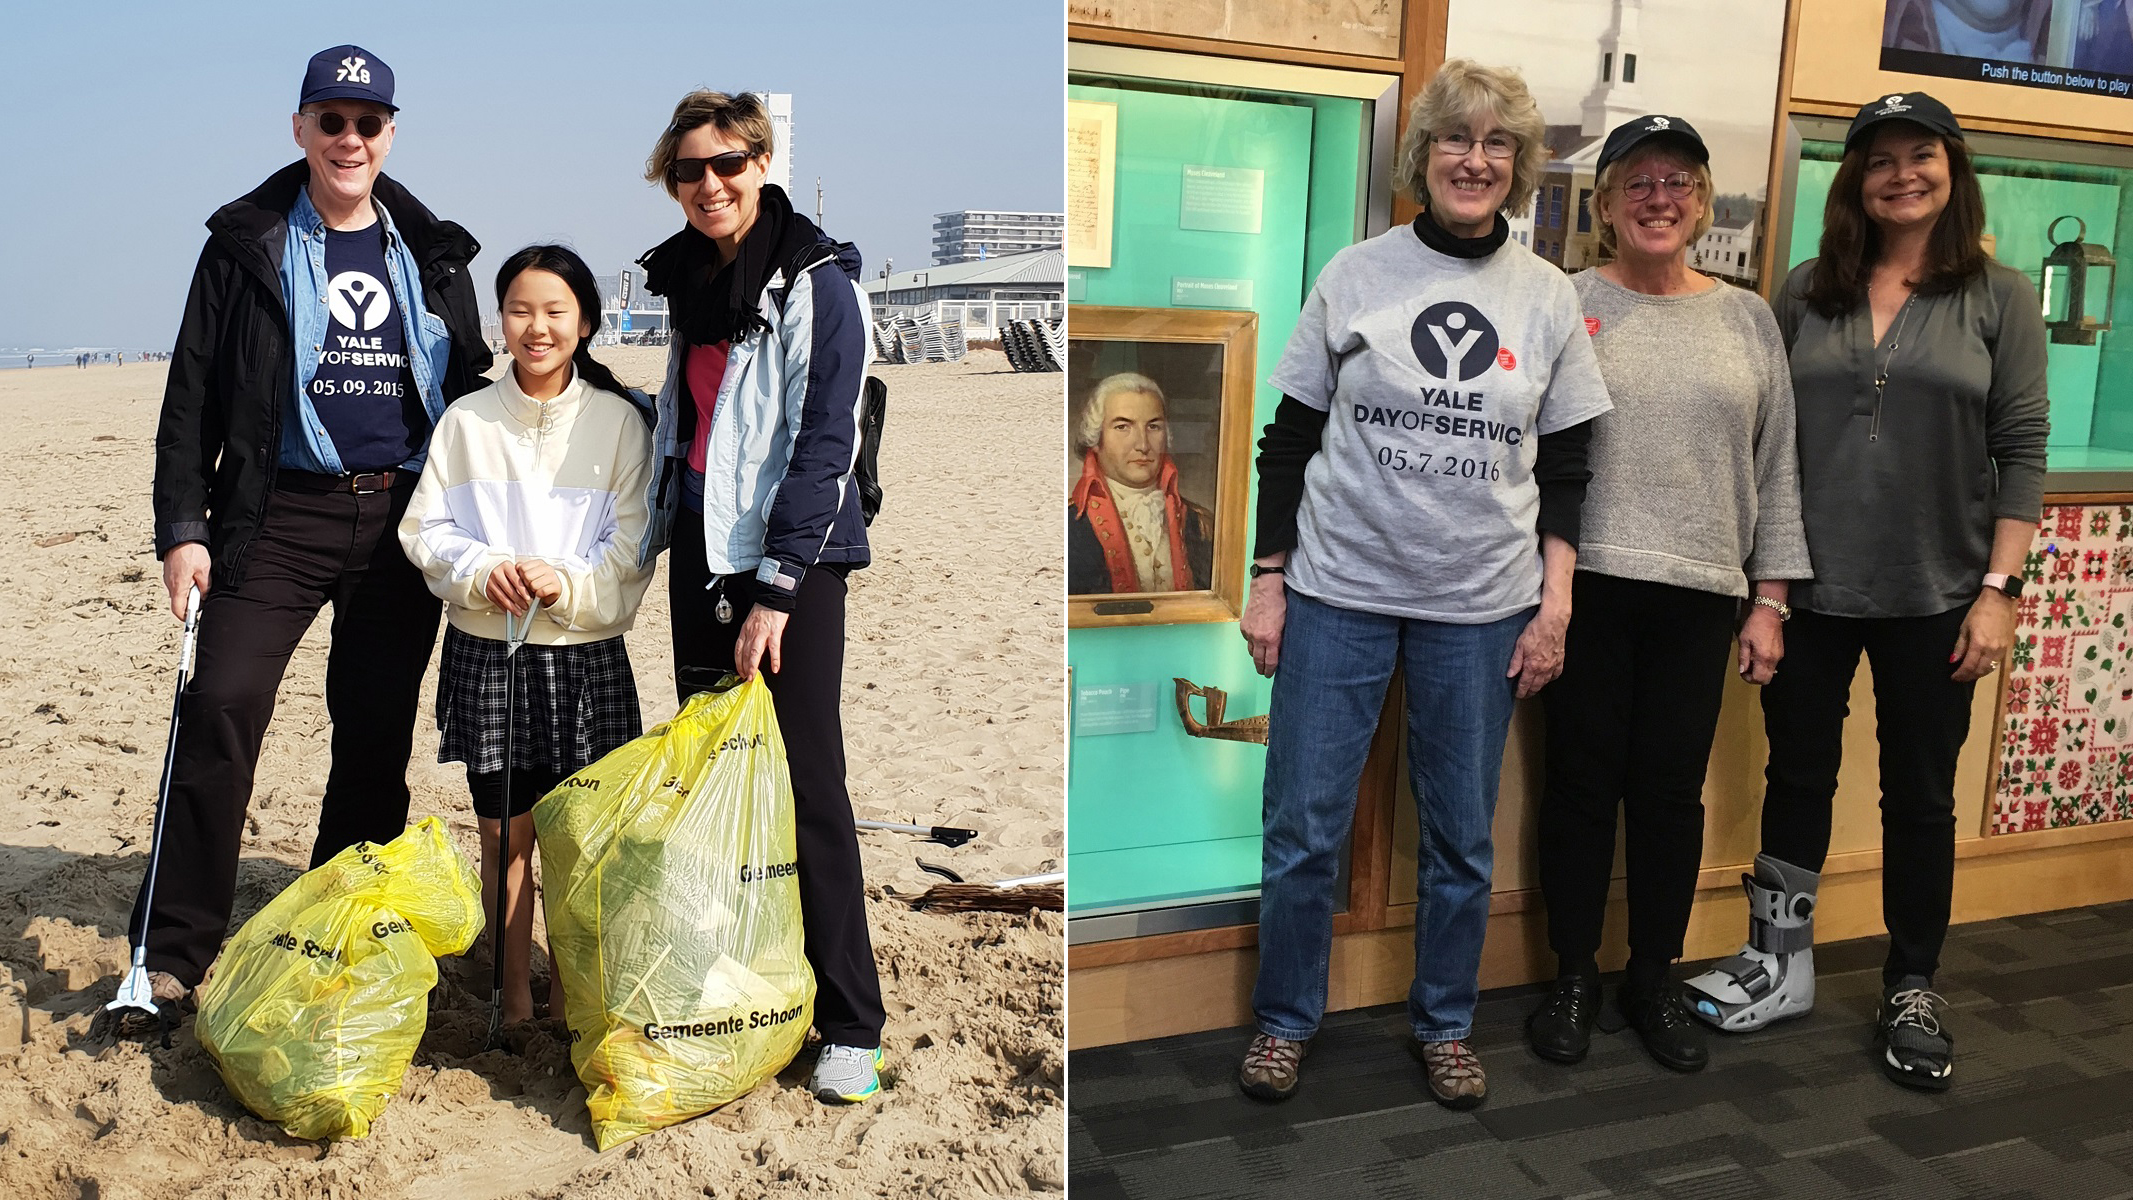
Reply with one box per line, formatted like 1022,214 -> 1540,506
299,45 -> 396,111
1846,91 -> 1962,151
1595,115 -> 1709,176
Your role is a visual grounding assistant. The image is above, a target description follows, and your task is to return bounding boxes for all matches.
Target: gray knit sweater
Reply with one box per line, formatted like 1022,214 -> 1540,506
1570,270 -> 1812,597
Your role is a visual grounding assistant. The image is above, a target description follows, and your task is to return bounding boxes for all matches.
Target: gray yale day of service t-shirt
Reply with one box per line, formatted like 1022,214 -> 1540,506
1269,225 -> 1613,622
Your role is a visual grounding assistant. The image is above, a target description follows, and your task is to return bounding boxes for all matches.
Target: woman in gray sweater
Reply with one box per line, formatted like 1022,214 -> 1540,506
1526,116 -> 1811,1075
1682,92 -> 2049,1092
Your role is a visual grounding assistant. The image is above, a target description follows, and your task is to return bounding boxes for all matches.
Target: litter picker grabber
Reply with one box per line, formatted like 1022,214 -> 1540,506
485,598 -> 540,1051
855,819 -> 978,847
103,583 -> 201,1048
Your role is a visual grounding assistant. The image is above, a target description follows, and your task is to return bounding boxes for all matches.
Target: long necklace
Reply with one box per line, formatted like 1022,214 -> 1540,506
1869,281 -> 1917,443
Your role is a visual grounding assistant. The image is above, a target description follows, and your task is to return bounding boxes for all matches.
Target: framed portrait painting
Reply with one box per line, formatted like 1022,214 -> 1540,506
1066,305 -> 1255,628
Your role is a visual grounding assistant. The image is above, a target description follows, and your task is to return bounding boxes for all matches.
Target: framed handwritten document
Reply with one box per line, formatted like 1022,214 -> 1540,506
1068,99 -> 1117,269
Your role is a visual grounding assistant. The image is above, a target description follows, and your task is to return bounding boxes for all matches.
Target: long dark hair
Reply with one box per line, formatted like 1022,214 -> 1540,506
493,244 -> 635,402
1802,129 -> 1987,318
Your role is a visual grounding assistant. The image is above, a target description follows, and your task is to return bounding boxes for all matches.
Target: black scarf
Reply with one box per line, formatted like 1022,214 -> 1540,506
641,184 -> 821,347
1412,208 -> 1509,259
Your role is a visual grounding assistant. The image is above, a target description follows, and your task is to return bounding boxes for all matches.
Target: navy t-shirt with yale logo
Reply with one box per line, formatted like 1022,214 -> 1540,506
312,225 -> 425,471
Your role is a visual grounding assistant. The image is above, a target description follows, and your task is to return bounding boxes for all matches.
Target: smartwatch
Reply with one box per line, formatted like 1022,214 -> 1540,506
1249,563 -> 1285,579
1983,572 -> 2024,599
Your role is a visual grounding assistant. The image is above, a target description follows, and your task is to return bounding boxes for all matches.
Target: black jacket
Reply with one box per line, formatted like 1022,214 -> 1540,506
152,161 -> 491,586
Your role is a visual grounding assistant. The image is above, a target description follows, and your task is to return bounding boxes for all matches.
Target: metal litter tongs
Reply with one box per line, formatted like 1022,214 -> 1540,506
104,584 -> 202,1047
484,598 -> 541,1050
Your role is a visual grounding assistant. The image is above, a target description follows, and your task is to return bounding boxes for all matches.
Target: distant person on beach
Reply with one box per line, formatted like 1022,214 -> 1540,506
1067,371 -> 1215,594
401,245 -> 653,1025
636,89 -> 885,1105
131,44 -> 490,1027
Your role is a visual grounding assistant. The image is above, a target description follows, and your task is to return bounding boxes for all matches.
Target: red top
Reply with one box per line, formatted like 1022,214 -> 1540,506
684,340 -> 731,473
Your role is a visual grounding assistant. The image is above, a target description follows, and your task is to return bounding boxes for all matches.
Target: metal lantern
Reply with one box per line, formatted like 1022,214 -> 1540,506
2042,215 -> 2116,346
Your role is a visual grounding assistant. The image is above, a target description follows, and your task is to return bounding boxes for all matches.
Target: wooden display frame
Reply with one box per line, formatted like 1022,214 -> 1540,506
1067,305 -> 1257,629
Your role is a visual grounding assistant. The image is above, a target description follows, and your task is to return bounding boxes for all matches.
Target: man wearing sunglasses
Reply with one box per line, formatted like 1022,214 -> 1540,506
135,44 -> 491,1025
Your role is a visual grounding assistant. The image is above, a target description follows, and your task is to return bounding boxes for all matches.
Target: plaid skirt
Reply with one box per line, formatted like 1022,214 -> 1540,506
435,625 -> 643,776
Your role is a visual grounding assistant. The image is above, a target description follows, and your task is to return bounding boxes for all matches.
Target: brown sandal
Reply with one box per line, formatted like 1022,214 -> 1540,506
1416,1038 -> 1487,1109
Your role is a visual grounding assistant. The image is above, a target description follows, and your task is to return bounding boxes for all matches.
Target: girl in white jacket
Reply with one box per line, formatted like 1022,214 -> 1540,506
399,244 -> 654,1023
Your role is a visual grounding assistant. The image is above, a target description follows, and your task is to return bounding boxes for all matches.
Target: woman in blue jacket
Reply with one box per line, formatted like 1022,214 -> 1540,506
637,89 -> 883,1104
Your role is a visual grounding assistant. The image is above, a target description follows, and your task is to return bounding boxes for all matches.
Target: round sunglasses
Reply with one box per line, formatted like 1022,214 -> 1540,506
301,110 -> 389,139
669,151 -> 757,184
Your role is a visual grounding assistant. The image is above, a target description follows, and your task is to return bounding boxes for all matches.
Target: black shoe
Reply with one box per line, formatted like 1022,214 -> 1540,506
1877,978 -> 1953,1091
1526,973 -> 1600,1064
1619,983 -> 1709,1073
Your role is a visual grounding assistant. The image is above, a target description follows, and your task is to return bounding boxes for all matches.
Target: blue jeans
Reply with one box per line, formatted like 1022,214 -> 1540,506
1252,589 -> 1528,1043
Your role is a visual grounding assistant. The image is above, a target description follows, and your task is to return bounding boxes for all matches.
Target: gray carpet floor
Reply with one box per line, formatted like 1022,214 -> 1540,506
1069,900 -> 2133,1199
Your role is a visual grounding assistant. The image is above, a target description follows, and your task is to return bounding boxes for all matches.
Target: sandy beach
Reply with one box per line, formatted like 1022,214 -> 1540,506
0,347 -> 1064,1197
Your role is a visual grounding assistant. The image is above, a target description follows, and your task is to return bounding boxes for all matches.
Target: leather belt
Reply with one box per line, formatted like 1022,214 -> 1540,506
276,469 -> 404,495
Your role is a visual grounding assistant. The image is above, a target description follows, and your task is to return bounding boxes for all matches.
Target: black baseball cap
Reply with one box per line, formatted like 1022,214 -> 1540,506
299,45 -> 396,111
1845,91 -> 1962,151
1595,115 -> 1709,176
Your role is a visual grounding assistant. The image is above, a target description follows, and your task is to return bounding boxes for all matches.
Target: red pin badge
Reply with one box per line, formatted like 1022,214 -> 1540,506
1584,316 -> 1601,336
1496,347 -> 1517,371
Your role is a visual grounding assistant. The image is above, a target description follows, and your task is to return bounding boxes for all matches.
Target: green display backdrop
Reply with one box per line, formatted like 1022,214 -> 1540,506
1067,80 -> 1365,914
1789,144 -> 2125,461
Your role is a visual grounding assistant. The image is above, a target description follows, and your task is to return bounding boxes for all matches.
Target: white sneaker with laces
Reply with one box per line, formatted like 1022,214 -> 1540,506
810,1043 -> 885,1103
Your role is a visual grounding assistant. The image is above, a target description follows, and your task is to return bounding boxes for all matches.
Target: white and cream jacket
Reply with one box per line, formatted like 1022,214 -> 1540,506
399,367 -> 655,646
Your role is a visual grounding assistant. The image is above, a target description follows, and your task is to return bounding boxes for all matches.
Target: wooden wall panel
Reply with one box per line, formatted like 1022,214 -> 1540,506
1068,0 -> 1405,61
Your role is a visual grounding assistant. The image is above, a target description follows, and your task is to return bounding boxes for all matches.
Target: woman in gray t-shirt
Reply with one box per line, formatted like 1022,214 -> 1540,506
1681,93 -> 2049,1094
1528,116 -> 1811,1078
1234,59 -> 1612,1111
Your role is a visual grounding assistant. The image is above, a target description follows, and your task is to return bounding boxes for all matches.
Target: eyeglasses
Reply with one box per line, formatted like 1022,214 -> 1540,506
300,110 -> 389,139
670,152 -> 756,184
1433,132 -> 1517,160
1619,173 -> 1697,202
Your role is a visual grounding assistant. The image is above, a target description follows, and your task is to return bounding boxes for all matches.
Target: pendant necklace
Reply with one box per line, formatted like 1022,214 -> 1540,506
1869,281 -> 1917,443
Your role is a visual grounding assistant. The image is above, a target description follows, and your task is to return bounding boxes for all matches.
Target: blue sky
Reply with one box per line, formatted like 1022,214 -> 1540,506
0,0 -> 1063,348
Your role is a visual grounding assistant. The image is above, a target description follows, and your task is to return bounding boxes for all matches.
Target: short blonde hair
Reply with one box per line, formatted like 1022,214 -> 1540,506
1393,59 -> 1549,219
1076,372 -> 1166,452
644,91 -> 774,198
1589,149 -> 1716,259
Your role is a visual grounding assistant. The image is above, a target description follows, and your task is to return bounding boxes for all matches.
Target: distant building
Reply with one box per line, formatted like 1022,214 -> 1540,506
754,92 -> 794,195
863,249 -> 1064,337
1691,214 -> 1760,286
931,211 -> 1064,265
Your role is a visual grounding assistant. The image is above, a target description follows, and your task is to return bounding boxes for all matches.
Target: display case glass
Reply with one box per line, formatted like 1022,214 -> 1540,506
1065,46 -> 1395,939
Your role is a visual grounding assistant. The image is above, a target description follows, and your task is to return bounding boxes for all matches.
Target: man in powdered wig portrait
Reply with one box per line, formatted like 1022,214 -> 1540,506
1068,371 -> 1215,595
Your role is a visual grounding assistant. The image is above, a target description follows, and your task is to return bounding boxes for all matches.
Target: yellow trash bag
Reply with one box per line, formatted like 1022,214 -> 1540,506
194,816 -> 483,1141
536,673 -> 815,1151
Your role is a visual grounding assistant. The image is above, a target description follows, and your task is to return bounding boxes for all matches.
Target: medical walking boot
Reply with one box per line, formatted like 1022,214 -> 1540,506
1682,853 -> 1819,1032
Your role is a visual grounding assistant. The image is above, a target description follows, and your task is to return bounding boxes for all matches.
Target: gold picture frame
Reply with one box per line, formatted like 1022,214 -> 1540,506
1066,305 -> 1256,628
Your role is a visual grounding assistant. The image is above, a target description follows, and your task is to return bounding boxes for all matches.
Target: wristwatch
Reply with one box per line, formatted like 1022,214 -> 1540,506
1750,595 -> 1792,622
1983,572 -> 2025,599
1249,563 -> 1285,579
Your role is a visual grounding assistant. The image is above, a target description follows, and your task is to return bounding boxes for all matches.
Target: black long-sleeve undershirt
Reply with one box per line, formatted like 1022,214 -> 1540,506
1251,395 -> 1594,558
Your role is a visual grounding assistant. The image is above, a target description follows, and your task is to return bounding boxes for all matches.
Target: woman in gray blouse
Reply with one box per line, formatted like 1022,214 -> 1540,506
1682,92 -> 2049,1093
1526,115 -> 1811,1076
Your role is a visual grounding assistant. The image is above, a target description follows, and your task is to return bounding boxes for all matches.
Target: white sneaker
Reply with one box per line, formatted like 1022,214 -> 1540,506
809,1043 -> 885,1103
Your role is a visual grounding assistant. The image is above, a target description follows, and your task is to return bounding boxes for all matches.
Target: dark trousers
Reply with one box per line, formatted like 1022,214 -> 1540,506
133,478 -> 441,986
1759,606 -> 1974,986
1539,572 -> 1739,983
668,507 -> 885,1048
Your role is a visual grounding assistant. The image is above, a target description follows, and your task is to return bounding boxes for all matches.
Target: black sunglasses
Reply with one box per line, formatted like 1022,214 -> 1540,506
670,151 -> 755,184
302,110 -> 388,139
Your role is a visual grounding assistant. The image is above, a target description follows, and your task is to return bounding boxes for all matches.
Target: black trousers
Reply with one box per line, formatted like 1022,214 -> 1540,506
1539,572 -> 1739,980
668,507 -> 885,1048
1759,606 -> 1975,985
134,477 -> 441,986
